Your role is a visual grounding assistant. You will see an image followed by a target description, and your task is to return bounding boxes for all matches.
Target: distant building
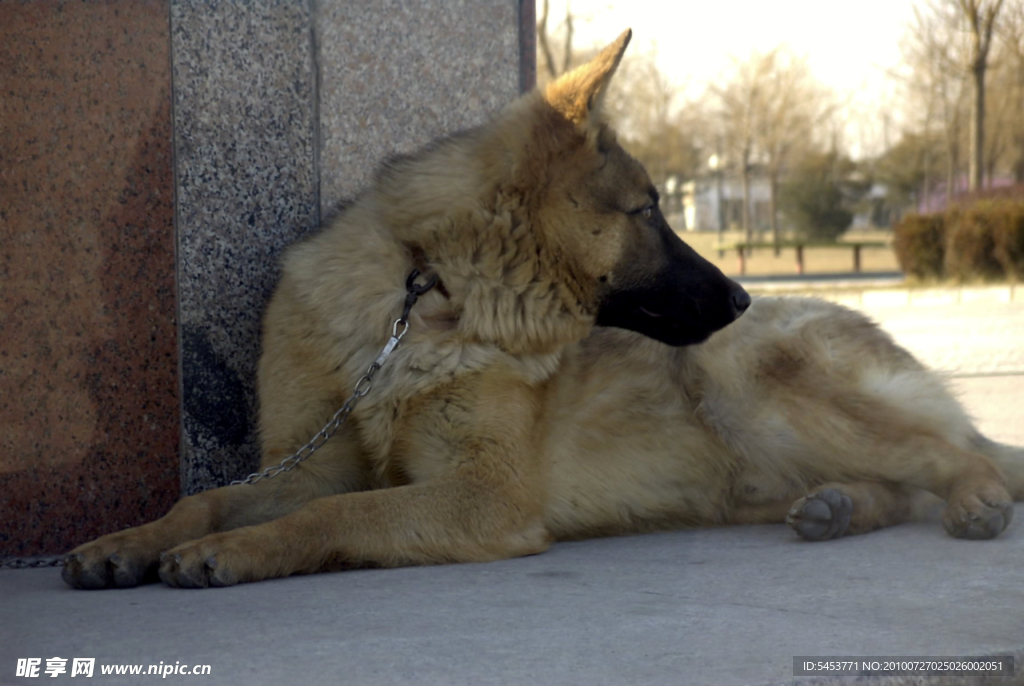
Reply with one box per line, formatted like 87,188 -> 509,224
661,174 -> 772,233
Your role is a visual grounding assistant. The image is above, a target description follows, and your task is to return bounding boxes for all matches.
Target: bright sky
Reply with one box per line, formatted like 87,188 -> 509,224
546,0 -> 921,158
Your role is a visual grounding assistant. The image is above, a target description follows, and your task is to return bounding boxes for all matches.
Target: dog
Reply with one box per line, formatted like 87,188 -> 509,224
63,30 -> 1023,589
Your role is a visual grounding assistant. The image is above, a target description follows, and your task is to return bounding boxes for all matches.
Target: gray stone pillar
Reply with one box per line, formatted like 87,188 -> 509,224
172,2 -> 321,492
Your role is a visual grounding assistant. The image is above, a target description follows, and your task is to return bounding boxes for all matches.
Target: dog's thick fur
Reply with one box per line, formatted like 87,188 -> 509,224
64,31 -> 1024,589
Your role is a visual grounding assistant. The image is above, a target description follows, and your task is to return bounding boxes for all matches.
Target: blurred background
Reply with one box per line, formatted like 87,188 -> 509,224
536,0 -> 1024,279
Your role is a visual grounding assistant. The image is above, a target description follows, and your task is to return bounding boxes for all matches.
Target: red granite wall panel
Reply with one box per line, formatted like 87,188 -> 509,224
0,1 -> 178,557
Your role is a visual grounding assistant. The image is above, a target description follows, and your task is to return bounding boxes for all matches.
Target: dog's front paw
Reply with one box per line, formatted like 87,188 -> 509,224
158,535 -> 244,589
942,487 -> 1013,540
786,488 -> 852,541
62,531 -> 161,590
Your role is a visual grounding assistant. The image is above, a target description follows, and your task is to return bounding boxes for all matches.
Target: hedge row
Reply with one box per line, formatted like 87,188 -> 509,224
892,200 -> 1024,281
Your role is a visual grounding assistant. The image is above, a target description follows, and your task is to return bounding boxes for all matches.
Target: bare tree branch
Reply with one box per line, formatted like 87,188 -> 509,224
952,0 -> 1006,189
711,47 -> 834,246
537,0 -> 557,80
561,4 -> 574,75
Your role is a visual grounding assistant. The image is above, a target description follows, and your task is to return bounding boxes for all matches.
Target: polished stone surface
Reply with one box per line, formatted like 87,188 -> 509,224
519,0 -> 537,92
315,0 -> 522,213
170,0 -> 320,492
0,1 -> 179,556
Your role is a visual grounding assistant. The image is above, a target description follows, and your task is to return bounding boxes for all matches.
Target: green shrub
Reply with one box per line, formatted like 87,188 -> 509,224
944,202 -> 1005,281
892,212 -> 945,279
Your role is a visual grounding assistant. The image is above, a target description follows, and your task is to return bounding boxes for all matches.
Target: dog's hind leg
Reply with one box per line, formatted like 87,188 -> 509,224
729,481 -> 916,540
764,374 -> 1016,540
972,432 -> 1024,500
845,433 -> 1013,541
793,427 -> 1014,541
784,481 -> 917,541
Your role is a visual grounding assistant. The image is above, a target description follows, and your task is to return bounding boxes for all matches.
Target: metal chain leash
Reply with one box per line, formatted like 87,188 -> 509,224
230,269 -> 438,486
0,270 -> 438,570
0,556 -> 65,569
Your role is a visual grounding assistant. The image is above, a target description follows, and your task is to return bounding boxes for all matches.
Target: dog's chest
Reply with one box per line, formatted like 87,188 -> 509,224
352,341 -> 563,485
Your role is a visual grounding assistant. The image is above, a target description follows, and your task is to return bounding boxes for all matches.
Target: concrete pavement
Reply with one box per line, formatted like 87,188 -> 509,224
4,518 -> 1023,686
4,293 -> 1023,686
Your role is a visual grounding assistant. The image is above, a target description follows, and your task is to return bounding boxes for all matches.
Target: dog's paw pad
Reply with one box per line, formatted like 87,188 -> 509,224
942,496 -> 1013,540
786,488 -> 852,541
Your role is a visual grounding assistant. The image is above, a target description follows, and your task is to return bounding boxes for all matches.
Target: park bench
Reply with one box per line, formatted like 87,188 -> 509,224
716,240 -> 890,276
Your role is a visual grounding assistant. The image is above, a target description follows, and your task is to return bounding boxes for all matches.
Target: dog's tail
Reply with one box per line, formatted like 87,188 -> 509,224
973,433 -> 1024,500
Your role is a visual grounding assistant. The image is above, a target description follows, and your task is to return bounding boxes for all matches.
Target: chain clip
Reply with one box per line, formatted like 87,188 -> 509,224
229,270 -> 437,486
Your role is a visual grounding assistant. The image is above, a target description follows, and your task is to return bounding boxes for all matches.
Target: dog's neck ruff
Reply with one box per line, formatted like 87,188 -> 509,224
411,196 -> 595,356
229,270 -> 438,487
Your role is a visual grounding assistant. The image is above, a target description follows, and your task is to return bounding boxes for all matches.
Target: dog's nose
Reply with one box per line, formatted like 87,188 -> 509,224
729,285 -> 751,318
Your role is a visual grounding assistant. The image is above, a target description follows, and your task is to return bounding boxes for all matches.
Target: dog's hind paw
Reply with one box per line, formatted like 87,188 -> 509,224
942,490 -> 1013,540
786,488 -> 853,542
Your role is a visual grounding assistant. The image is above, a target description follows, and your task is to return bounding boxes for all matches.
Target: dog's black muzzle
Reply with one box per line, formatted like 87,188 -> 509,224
596,218 -> 750,347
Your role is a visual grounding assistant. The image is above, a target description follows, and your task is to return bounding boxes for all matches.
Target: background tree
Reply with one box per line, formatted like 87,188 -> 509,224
996,0 -> 1024,180
711,47 -> 835,246
756,50 -> 835,250
779,150 -> 856,240
873,130 -> 944,215
899,3 -> 970,205
710,49 -> 776,244
537,0 -> 575,81
896,1 -> 1006,200
982,55 -> 1016,184
958,0 -> 1006,191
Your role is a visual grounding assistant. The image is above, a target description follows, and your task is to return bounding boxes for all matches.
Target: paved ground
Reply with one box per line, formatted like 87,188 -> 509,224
4,294 -> 1023,686
869,301 -> 1024,378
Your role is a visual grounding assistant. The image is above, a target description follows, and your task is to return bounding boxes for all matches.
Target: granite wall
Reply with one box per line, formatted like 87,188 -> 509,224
2,0 -> 534,557
0,1 -> 179,558
171,1 -> 321,493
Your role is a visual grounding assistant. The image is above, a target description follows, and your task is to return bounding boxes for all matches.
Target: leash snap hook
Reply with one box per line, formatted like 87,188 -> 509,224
400,269 -> 439,322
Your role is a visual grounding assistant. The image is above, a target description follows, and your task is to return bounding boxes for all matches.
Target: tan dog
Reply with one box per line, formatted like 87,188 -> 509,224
64,31 -> 1023,589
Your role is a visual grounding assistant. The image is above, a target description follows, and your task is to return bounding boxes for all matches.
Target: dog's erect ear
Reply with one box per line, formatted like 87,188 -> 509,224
544,29 -> 631,125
